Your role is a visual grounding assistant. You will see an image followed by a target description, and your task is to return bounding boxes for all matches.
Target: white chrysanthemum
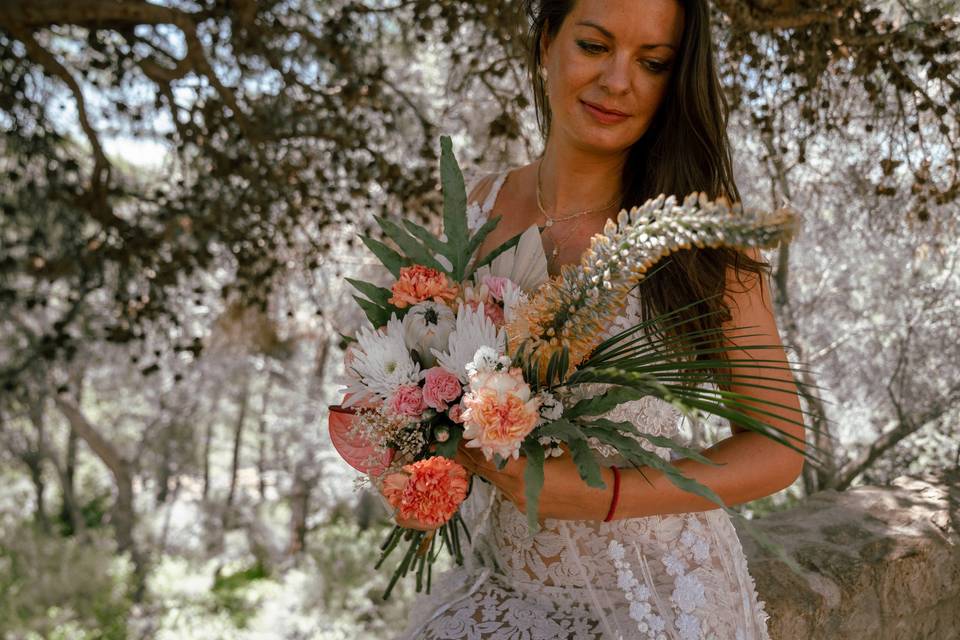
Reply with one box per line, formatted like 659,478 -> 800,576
501,279 -> 529,324
431,302 -> 506,383
342,314 -> 419,407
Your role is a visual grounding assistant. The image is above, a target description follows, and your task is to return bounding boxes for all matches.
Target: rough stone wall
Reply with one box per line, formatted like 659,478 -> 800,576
736,472 -> 960,640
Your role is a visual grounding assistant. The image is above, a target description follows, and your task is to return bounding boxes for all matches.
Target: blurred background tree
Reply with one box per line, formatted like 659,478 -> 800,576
0,1 -> 958,637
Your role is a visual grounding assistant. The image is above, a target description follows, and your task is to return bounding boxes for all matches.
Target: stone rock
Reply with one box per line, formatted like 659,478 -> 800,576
735,471 -> 960,640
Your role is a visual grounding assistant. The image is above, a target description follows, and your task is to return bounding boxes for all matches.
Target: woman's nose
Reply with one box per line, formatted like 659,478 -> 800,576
599,56 -> 631,94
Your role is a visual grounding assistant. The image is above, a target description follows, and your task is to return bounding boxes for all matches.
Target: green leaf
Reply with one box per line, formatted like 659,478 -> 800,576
467,228 -> 525,278
375,216 -> 446,272
627,442 -> 727,510
545,349 -> 561,388
566,367 -> 822,464
345,277 -> 393,308
439,136 -> 469,280
538,419 -> 584,441
558,346 -> 569,383
403,219 -> 448,257
564,386 -> 645,419
521,439 -> 545,534
361,236 -> 408,278
465,214 -> 502,259
585,418 -> 722,467
352,295 -> 390,327
567,437 -> 606,490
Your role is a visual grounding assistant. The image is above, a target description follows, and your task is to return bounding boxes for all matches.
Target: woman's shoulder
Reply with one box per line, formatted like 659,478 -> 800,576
464,166 -> 505,201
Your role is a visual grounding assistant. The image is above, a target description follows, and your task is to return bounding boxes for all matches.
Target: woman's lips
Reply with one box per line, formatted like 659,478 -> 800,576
581,100 -> 630,125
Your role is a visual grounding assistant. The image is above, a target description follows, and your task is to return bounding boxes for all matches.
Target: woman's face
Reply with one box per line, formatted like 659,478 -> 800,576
541,0 -> 685,154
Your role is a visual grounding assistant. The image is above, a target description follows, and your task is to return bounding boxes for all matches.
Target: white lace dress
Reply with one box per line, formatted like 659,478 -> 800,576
392,170 -> 772,640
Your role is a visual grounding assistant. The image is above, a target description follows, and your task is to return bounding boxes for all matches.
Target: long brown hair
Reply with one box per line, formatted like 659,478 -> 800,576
524,0 -> 772,385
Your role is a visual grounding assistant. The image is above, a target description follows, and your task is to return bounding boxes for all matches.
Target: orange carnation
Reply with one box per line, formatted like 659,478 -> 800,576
382,456 -> 469,527
389,265 -> 459,309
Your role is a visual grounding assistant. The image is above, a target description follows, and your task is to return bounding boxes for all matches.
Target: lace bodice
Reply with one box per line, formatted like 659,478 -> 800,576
393,169 -> 771,640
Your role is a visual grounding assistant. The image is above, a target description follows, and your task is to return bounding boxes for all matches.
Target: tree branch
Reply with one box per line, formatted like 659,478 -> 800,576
5,23 -> 111,195
53,395 -> 129,484
833,378 -> 960,490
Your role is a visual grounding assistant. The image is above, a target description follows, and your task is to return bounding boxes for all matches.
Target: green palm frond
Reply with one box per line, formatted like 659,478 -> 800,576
568,366 -> 822,463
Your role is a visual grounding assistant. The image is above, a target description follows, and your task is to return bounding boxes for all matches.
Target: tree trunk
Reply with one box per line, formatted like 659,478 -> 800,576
53,395 -> 148,601
21,401 -> 50,533
155,426 -> 173,506
287,462 -> 311,556
761,131 -> 836,495
202,416 -> 214,501
223,373 -> 252,528
60,422 -> 86,534
257,378 -> 274,503
287,337 -> 331,556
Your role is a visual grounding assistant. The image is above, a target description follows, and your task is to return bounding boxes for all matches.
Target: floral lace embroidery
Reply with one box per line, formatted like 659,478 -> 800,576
609,540 -> 669,640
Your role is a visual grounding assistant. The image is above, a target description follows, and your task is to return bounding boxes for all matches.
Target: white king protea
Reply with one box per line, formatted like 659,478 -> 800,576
342,314 -> 420,407
402,301 -> 456,368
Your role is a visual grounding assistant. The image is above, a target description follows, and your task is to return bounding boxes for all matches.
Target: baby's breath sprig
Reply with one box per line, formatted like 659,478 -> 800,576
506,191 -> 801,382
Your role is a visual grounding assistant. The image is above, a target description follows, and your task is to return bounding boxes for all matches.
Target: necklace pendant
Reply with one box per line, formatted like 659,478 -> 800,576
545,218 -> 554,227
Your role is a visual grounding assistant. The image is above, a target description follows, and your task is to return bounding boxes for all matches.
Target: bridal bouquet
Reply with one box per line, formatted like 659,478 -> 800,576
329,136 -> 815,599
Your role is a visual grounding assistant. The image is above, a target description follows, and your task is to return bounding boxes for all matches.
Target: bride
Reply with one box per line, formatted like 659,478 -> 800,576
387,0 -> 804,637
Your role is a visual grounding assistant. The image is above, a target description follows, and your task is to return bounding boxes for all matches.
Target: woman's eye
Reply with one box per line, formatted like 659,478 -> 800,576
644,60 -> 672,74
576,40 -> 606,54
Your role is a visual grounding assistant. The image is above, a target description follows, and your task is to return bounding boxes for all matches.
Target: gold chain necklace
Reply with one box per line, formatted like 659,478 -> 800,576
536,158 -> 622,227
536,158 -> 622,260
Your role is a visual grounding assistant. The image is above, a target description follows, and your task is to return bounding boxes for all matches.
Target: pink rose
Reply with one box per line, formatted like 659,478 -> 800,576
448,401 -> 465,424
481,275 -> 511,301
388,384 -> 427,418
421,366 -> 462,411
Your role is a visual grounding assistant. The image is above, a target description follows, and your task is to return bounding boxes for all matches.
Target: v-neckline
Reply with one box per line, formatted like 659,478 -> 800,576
486,166 -> 593,278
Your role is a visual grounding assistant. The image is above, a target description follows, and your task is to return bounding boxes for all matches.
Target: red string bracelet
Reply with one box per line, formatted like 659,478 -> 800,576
603,465 -> 621,522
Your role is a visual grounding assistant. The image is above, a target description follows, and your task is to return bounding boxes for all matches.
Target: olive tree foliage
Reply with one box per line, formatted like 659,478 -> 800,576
723,2 -> 960,492
0,0 -> 450,395
0,0 -> 957,572
1,0 -> 957,388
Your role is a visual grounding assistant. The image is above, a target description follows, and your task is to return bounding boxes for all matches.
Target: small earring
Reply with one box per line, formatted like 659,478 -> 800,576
538,65 -> 548,81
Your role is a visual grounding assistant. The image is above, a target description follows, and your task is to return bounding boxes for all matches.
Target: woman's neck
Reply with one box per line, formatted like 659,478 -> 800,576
538,137 -> 627,216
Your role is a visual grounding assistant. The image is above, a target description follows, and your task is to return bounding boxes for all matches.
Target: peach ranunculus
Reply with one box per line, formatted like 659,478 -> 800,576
389,265 -> 459,309
461,367 -> 540,461
382,456 -> 470,527
421,366 -> 462,411
388,383 -> 427,418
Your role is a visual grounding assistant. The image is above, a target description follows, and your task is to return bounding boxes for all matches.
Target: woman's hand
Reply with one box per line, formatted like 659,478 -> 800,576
453,440 -> 614,522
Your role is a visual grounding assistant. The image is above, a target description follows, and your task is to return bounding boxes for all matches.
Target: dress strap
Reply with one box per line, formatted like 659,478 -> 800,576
466,169 -> 510,233
481,170 -> 509,215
